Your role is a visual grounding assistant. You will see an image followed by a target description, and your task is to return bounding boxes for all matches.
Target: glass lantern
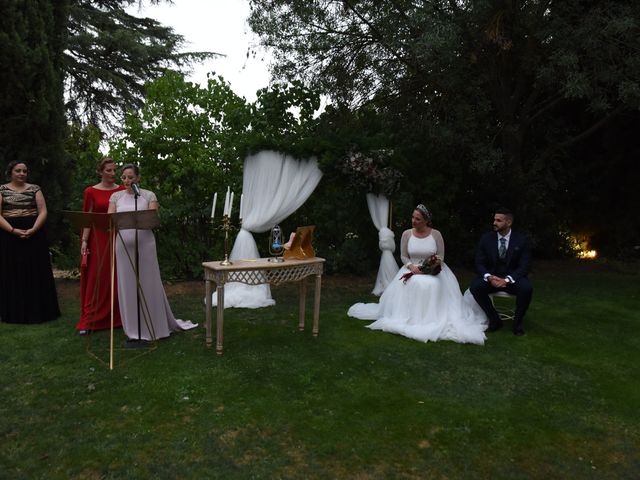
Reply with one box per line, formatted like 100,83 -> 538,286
268,224 -> 285,262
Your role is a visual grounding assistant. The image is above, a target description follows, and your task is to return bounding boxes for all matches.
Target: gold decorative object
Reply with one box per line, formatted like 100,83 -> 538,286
283,225 -> 316,260
219,214 -> 235,266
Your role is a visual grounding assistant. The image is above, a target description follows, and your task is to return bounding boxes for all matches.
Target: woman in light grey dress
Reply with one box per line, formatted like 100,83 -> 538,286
108,164 -> 196,341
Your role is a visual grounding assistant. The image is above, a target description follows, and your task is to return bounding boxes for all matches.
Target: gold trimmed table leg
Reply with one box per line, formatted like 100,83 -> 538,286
298,278 -> 306,331
313,273 -> 322,336
216,284 -> 225,355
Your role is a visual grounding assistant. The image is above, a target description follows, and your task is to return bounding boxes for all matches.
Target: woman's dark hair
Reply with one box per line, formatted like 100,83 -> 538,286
121,163 -> 140,176
5,160 -> 28,181
96,157 -> 116,176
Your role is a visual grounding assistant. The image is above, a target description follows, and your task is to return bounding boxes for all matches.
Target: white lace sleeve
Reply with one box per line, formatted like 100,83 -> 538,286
109,190 -> 124,203
400,229 -> 412,266
141,189 -> 157,204
431,229 -> 445,260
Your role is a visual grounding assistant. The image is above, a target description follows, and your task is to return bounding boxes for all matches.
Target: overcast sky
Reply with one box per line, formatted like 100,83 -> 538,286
130,0 -> 272,101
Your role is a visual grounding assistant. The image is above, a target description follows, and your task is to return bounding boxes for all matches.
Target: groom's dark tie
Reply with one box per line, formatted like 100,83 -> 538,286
499,237 -> 507,259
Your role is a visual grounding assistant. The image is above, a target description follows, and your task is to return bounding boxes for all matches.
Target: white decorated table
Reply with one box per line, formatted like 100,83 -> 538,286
202,257 -> 325,355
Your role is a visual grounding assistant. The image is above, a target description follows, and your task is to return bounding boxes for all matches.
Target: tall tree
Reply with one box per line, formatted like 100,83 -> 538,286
65,0 -> 217,128
0,0 -> 70,243
248,0 -> 640,253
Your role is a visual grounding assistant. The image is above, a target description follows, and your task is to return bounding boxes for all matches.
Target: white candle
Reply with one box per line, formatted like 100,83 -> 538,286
223,187 -> 230,216
210,192 -> 217,219
229,192 -> 234,217
239,193 -> 244,220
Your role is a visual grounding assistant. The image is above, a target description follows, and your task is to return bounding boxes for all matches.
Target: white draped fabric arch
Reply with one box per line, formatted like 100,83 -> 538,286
367,193 -> 400,296
211,150 -> 323,308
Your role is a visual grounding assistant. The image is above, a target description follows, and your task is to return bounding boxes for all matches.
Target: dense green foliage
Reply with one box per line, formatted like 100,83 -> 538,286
49,123 -> 106,267
1,262 -> 638,478
109,73 -> 325,278
248,0 -> 640,257
2,1 -> 214,254
108,72 -> 413,277
3,1 -> 638,276
65,123 -> 105,213
0,0 -> 70,244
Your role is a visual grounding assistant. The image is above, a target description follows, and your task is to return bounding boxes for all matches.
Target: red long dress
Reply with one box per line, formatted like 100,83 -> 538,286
76,185 -> 125,331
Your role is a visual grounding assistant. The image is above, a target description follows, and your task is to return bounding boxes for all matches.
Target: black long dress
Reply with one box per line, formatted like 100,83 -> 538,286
0,184 -> 60,324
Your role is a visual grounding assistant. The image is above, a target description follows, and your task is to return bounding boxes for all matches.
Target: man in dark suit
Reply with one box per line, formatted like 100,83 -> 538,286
469,207 -> 533,336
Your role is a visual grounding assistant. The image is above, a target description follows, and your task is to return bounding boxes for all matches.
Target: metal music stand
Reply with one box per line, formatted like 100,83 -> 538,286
111,209 -> 160,349
64,209 -> 160,369
111,208 -> 160,231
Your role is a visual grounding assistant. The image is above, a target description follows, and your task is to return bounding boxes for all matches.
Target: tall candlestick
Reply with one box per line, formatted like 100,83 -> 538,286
229,192 -> 234,217
239,193 -> 244,220
223,187 -> 230,216
210,192 -> 217,219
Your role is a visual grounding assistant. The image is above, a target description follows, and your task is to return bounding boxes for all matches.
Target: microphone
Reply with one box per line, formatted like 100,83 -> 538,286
131,183 -> 141,197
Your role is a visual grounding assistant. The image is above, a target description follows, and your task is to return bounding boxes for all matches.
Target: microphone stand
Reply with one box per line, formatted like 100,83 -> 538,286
135,187 -> 141,342
126,184 -> 147,348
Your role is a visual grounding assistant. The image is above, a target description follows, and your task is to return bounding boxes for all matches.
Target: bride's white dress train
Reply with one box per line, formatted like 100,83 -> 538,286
348,234 -> 488,344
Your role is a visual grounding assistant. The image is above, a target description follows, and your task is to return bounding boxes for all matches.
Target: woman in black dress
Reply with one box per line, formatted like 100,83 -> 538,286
0,161 -> 60,324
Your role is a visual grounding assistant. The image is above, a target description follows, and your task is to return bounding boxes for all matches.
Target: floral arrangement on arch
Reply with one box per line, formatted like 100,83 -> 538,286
341,149 -> 403,197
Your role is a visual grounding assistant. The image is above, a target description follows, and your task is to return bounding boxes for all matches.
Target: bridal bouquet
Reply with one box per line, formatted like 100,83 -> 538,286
401,255 -> 442,283
419,254 -> 442,275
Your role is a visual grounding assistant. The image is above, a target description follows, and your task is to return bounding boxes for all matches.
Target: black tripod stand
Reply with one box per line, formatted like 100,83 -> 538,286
126,184 -> 149,348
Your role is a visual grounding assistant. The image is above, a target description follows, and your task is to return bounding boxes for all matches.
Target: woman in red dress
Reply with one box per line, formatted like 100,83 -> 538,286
76,157 -> 125,334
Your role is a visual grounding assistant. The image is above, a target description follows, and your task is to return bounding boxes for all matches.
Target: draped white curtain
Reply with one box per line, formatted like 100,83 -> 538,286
367,193 -> 399,296
212,150 -> 323,308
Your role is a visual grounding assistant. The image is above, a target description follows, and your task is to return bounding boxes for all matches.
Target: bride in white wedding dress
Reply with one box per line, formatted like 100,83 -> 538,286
348,204 -> 488,344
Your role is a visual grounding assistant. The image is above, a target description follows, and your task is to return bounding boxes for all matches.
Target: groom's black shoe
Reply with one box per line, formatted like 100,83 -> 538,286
513,316 -> 525,336
486,320 -> 503,332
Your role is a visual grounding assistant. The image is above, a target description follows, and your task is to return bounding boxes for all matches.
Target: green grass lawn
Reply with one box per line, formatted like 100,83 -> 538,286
1,261 -> 638,479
